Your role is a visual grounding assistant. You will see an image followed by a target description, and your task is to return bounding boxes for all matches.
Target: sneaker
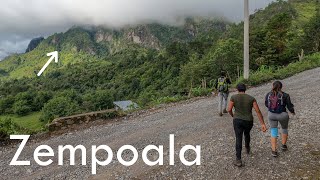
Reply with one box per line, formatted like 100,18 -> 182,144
281,144 -> 288,151
223,109 -> 228,113
272,151 -> 278,157
234,159 -> 242,167
219,112 -> 223,116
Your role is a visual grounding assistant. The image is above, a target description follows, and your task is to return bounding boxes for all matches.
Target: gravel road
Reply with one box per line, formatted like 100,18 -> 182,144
1,68 -> 320,180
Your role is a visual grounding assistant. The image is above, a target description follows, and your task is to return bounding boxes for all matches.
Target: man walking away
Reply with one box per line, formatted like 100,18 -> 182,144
214,71 -> 232,116
228,83 -> 267,167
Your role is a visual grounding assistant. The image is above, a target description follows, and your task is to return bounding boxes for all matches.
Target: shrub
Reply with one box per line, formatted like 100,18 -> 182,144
56,89 -> 83,104
152,95 -> 187,105
0,118 -> 21,140
237,53 -> 320,86
190,87 -> 212,97
13,100 -> 32,116
101,111 -> 119,119
15,91 -> 35,104
82,90 -> 113,111
138,91 -> 158,106
33,91 -> 53,111
0,96 -> 15,114
40,96 -> 80,123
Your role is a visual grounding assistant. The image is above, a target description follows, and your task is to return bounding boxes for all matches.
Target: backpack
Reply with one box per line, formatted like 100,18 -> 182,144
217,77 -> 228,92
267,92 -> 284,113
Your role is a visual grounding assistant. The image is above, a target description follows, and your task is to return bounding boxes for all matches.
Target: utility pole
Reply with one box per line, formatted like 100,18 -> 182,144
244,0 -> 250,79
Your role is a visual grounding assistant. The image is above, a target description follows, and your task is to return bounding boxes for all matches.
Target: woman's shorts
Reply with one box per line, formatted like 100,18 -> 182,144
268,111 -> 289,129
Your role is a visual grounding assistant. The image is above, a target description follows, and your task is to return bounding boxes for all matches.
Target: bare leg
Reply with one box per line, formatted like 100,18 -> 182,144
271,137 -> 277,151
282,134 -> 288,145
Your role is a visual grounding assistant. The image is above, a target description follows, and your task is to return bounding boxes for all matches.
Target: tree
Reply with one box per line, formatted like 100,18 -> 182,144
302,6 -> 320,53
56,89 -> 82,104
250,28 -> 268,68
178,54 -> 208,90
179,38 -> 242,90
12,91 -> 35,115
0,118 -> 21,140
82,90 -> 113,111
33,91 -> 53,111
209,38 -> 243,78
13,100 -> 31,116
262,13 -> 293,65
40,97 -> 80,123
0,96 -> 15,114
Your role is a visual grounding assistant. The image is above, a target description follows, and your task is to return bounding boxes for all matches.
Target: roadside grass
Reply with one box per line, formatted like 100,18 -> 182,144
237,53 -> 320,86
0,112 -> 45,133
149,95 -> 188,107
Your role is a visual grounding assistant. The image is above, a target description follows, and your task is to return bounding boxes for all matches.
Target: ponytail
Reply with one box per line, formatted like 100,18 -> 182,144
272,81 -> 283,95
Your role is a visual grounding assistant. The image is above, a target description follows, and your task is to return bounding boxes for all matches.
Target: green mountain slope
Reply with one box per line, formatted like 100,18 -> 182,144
0,18 -> 228,79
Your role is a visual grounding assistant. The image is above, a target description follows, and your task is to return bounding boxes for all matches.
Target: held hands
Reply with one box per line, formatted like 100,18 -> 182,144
261,124 -> 267,132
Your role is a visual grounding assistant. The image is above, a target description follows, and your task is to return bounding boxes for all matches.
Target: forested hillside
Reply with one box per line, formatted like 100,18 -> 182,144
0,17 -> 227,78
0,0 -> 319,135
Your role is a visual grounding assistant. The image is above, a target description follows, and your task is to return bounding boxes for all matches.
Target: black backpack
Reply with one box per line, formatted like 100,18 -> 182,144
267,92 -> 284,113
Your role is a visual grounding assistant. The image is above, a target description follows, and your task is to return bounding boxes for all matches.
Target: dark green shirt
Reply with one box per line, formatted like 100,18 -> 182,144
230,93 -> 256,121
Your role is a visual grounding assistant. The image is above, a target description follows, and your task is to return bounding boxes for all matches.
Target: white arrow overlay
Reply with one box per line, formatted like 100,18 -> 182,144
37,51 -> 59,76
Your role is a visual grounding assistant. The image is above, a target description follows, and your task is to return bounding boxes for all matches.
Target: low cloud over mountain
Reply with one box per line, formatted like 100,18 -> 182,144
0,0 -> 274,59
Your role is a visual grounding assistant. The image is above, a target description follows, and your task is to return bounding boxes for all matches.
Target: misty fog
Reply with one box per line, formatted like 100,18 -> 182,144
0,0 -> 275,59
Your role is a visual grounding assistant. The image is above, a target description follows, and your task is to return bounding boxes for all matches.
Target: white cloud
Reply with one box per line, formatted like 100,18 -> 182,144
0,37 -> 30,59
0,0 -> 275,59
0,50 -> 9,60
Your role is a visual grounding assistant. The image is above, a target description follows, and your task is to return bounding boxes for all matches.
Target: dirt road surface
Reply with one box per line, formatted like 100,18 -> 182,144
1,68 -> 320,180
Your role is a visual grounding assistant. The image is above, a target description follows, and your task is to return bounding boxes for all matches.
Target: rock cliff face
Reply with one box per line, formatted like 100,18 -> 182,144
93,26 -> 162,50
126,26 -> 161,49
95,30 -> 114,43
90,18 -> 228,53
25,37 -> 44,53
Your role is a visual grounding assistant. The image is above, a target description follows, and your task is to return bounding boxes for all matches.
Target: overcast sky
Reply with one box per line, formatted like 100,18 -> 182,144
0,0 -> 275,60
